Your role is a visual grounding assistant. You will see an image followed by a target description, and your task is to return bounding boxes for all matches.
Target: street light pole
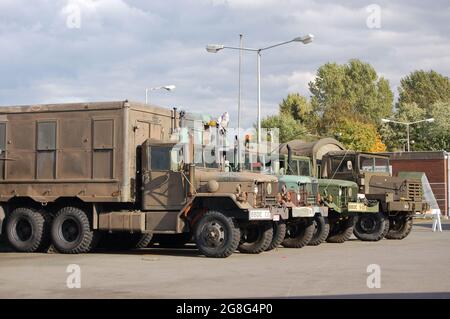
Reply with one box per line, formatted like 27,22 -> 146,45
206,34 -> 314,153
381,118 -> 435,152
237,34 -> 243,168
406,123 -> 410,152
256,50 -> 261,144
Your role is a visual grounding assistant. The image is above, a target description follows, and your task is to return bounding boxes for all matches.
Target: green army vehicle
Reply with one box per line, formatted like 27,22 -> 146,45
241,151 -> 328,249
278,140 -> 375,243
321,149 -> 428,240
0,101 -> 287,258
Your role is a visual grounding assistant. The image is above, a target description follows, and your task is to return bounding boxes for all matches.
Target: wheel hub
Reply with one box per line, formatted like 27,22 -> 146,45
16,218 -> 32,241
61,219 -> 80,243
203,222 -> 225,247
360,216 -> 376,232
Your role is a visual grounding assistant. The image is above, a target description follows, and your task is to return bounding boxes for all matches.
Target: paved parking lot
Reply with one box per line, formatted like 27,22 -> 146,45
0,221 -> 449,299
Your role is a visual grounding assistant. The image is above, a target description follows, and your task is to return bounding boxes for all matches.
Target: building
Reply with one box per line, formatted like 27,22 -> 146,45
382,151 -> 450,217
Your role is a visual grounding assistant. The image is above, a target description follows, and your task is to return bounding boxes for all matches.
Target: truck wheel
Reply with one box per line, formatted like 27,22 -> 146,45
194,210 -> 240,258
353,213 -> 387,241
327,216 -> 355,243
51,206 -> 96,254
265,221 -> 287,251
155,233 -> 191,248
385,215 -> 413,240
282,218 -> 314,248
308,215 -> 330,246
6,207 -> 51,252
238,222 -> 273,254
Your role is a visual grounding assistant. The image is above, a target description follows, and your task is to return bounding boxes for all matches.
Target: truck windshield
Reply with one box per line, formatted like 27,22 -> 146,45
330,156 -> 355,173
360,156 -> 390,173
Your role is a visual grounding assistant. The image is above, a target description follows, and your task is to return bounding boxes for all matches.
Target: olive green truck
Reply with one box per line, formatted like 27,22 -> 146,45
0,101 -> 286,258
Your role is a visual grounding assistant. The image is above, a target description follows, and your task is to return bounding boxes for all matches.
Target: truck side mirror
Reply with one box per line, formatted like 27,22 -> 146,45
347,160 -> 353,171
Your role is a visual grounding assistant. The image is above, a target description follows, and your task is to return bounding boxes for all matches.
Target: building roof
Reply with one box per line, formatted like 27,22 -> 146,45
380,151 -> 449,160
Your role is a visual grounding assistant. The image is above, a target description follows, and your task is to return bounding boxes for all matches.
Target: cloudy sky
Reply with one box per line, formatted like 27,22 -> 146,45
0,0 -> 449,127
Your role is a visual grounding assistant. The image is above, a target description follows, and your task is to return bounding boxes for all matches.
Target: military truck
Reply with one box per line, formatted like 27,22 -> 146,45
278,140 -> 375,244
241,149 -> 327,249
0,101 -> 286,258
321,149 -> 428,240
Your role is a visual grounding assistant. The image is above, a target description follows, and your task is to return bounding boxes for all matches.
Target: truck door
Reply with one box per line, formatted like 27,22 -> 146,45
141,141 -> 186,210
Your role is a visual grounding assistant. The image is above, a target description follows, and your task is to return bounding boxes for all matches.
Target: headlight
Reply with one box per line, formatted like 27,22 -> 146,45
254,185 -> 258,194
348,188 -> 353,197
339,188 -> 343,196
266,183 -> 272,195
297,193 -> 301,202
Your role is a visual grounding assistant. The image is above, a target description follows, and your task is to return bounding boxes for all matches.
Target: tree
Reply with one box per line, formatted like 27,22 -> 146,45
398,70 -> 450,112
279,93 -> 312,124
427,100 -> 450,150
332,117 -> 382,152
261,113 -> 307,144
309,59 -> 394,130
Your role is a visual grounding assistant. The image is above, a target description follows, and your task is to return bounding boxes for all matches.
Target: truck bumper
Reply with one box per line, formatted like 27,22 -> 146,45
291,206 -> 315,218
347,202 -> 379,213
248,206 -> 288,221
388,201 -> 428,213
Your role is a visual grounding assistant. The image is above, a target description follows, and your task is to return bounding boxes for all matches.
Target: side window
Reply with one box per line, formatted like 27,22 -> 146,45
0,123 -> 6,179
36,121 -> 56,179
150,146 -> 171,171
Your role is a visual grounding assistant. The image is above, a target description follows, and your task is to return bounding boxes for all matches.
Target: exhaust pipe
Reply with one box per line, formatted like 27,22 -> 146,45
188,163 -> 196,196
287,144 -> 292,175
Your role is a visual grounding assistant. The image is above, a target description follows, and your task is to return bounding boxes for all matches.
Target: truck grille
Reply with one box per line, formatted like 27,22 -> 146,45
407,182 -> 422,201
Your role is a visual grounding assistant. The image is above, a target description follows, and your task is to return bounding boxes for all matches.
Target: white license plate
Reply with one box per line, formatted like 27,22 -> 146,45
249,209 -> 272,220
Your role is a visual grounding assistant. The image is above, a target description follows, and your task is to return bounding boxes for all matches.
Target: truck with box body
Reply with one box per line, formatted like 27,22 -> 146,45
0,101 -> 286,257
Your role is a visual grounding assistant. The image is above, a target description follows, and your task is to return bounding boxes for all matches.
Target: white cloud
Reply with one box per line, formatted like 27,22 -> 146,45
0,0 -> 449,128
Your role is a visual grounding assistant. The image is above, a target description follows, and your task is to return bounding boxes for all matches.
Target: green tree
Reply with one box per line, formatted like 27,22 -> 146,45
279,93 -> 312,124
427,100 -> 450,150
333,117 -> 382,152
309,59 -> 394,129
398,70 -> 450,112
261,113 -> 307,143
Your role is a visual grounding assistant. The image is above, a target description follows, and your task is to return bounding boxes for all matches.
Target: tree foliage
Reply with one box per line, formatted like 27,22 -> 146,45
398,70 -> 450,112
309,59 -> 394,128
261,113 -> 307,144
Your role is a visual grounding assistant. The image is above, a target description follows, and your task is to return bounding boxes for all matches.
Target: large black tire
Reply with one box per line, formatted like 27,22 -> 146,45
238,222 -> 273,254
385,215 -> 413,240
282,218 -> 314,248
6,207 -> 51,252
308,215 -> 330,246
266,221 -> 287,251
353,213 -> 388,241
155,233 -> 191,248
194,210 -> 240,258
327,216 -> 355,243
51,206 -> 97,254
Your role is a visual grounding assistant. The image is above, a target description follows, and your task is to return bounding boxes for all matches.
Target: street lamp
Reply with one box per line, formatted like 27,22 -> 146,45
206,34 -> 314,146
381,118 -> 435,152
145,85 -> 176,104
